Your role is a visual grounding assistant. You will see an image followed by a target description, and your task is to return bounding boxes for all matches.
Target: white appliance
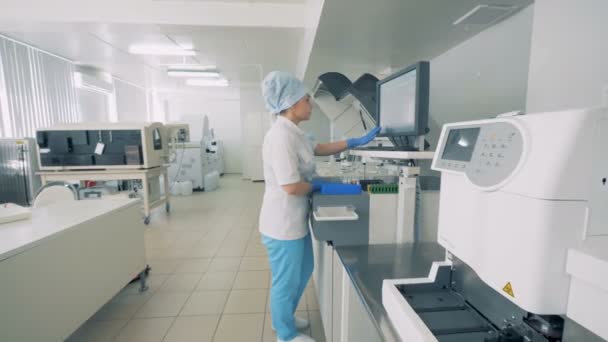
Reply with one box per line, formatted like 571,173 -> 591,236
168,142 -> 213,191
36,122 -> 168,170
382,108 -> 608,341
165,123 -> 190,143
205,138 -> 225,175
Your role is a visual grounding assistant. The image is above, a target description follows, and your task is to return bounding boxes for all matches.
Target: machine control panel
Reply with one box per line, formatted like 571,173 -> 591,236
435,121 -> 524,188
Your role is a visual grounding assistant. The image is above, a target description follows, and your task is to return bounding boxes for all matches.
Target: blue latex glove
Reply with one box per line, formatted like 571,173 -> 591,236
346,126 -> 381,149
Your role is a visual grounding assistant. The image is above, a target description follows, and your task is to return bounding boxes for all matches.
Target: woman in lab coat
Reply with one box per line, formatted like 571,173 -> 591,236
260,71 -> 380,342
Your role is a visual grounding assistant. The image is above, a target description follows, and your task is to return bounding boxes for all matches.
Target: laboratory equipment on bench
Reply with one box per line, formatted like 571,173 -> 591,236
0,138 -> 41,207
168,142 -> 211,190
165,123 -> 191,143
383,107 -> 608,341
36,122 -> 168,170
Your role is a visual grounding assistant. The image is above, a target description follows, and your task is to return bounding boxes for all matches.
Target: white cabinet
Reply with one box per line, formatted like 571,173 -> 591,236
312,236 -> 334,342
312,237 -> 382,342
332,250 -> 382,342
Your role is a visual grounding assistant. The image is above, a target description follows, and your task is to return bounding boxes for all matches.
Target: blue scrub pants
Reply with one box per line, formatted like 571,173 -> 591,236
262,233 -> 314,341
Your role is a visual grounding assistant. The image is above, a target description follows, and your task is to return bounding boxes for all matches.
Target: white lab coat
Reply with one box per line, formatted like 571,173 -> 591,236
258,116 -> 316,240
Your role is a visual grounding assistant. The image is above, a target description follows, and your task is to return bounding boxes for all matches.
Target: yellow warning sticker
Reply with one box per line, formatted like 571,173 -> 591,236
503,282 -> 515,298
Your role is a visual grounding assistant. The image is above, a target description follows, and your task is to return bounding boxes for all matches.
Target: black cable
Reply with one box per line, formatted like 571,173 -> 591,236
359,110 -> 367,130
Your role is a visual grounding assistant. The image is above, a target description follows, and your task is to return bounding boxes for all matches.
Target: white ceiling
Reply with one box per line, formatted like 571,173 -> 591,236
155,0 -> 306,3
0,22 -> 304,89
304,0 -> 534,85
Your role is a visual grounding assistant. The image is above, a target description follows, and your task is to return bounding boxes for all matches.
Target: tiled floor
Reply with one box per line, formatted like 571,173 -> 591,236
66,175 -> 325,342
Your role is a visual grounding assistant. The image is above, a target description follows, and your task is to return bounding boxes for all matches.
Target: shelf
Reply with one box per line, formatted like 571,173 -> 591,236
349,150 -> 435,160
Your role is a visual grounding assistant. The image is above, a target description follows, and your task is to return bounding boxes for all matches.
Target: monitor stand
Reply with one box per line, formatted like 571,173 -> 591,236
389,135 -> 423,151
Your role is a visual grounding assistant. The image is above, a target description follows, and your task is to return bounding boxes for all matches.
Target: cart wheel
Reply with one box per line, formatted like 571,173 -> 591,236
144,216 -> 151,225
166,202 -> 171,213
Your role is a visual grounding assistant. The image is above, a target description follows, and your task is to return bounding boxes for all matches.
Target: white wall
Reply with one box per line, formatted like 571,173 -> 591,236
425,6 -> 534,149
115,79 -> 148,122
526,0 -> 608,112
161,88 -> 242,174
77,89 -> 110,122
239,81 -> 269,180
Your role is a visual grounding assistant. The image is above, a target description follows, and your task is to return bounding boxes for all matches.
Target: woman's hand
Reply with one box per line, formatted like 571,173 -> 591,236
281,181 -> 315,196
346,127 -> 381,149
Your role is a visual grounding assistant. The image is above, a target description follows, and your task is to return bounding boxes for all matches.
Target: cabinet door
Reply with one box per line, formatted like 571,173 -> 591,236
313,239 -> 333,342
343,266 -> 382,342
332,249 -> 344,342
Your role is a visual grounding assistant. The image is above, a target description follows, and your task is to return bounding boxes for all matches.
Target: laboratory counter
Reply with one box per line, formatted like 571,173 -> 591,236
334,242 -> 445,341
0,199 -> 148,341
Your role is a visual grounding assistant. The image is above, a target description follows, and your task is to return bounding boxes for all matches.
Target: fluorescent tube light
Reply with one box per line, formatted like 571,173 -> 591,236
167,64 -> 217,71
186,78 -> 229,87
128,44 -> 196,56
168,70 -> 221,78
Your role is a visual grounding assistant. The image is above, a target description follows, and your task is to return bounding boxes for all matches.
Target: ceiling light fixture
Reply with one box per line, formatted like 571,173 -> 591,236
186,78 -> 229,87
167,64 -> 217,71
167,70 -> 221,78
128,44 -> 196,56
453,5 -> 517,26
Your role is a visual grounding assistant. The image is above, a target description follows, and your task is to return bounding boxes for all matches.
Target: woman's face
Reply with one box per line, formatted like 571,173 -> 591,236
289,95 -> 312,122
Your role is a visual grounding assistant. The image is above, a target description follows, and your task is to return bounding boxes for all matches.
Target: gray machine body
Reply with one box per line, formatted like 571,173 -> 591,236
0,138 -> 41,206
310,193 -> 370,246
397,256 -> 575,342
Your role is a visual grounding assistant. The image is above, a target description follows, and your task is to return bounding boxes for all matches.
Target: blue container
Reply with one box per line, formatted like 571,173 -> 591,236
320,183 -> 362,195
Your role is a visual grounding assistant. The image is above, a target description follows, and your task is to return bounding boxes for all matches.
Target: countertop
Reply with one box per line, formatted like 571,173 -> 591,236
0,199 -> 140,261
335,243 -> 446,341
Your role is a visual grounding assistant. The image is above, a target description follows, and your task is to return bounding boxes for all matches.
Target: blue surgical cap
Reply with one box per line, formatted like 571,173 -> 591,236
262,71 -> 308,115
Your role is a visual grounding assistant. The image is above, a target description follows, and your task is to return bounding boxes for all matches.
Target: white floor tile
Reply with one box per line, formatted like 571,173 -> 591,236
134,293 -> 189,318
146,260 -> 180,275
215,246 -> 246,257
180,291 -> 229,316
233,270 -> 270,289
196,271 -> 237,291
66,319 -> 127,342
208,257 -> 242,272
158,273 -> 203,293
239,256 -> 270,271
212,314 -> 265,342
163,315 -> 220,342
223,289 -> 268,314
113,317 -> 174,342
175,258 -> 211,274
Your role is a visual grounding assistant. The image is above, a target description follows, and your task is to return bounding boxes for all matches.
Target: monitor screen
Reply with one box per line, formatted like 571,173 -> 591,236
377,61 -> 429,139
379,69 -> 417,135
441,127 -> 481,162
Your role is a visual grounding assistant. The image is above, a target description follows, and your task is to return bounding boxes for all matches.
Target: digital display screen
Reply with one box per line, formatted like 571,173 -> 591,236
442,128 -> 481,162
379,69 -> 417,134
